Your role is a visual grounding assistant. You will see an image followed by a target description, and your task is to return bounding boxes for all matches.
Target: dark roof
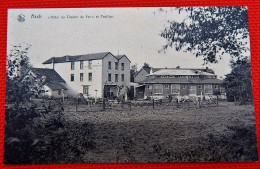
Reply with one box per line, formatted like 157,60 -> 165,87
77,52 -> 111,61
45,81 -> 67,90
31,68 -> 67,90
42,55 -> 82,64
43,52 -> 111,64
140,77 -> 223,84
43,52 -> 131,64
143,67 -> 151,74
115,54 -> 131,63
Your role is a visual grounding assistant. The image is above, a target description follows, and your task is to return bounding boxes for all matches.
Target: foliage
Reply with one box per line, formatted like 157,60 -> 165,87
222,58 -> 252,103
4,45 -> 96,164
130,64 -> 137,82
4,100 -> 96,164
160,7 -> 249,64
6,44 -> 45,105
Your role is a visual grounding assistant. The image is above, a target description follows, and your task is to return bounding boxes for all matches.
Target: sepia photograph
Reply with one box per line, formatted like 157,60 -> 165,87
4,7 -> 258,164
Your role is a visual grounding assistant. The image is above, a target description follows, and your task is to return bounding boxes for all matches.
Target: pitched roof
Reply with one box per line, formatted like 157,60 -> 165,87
31,68 -> 67,90
115,54 -> 131,63
115,55 -> 124,60
151,68 -> 162,73
140,77 -> 223,84
150,69 -> 215,76
143,67 -> 151,74
42,52 -> 111,64
45,81 -> 67,90
77,52 -> 111,61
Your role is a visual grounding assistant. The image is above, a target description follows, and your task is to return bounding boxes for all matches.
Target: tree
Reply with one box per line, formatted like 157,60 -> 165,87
222,58 -> 252,104
160,7 -> 249,64
130,63 -> 137,82
6,44 -> 45,106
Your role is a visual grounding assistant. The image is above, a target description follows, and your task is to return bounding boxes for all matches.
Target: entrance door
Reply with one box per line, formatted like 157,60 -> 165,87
136,86 -> 145,99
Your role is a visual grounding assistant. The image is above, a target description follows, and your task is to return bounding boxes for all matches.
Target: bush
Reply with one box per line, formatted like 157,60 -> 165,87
4,101 -> 96,164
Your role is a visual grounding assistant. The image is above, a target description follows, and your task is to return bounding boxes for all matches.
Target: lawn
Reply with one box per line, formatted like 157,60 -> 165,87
4,101 -> 258,163
62,101 -> 258,162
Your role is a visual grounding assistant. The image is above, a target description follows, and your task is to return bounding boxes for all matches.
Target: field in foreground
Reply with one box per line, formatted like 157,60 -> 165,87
4,101 -> 258,163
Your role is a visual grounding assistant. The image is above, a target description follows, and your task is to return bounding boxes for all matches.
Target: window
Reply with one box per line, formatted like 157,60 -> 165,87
88,60 -> 92,69
189,85 -> 197,95
108,61 -> 112,69
71,74 -> 74,81
115,74 -> 118,82
89,73 -> 92,81
220,87 -> 225,93
183,85 -> 186,89
198,85 -> 202,89
58,90 -> 61,95
108,73 -> 112,81
164,84 -> 169,88
80,61 -> 84,69
171,84 -> 180,94
121,63 -> 124,70
121,74 -> 124,82
204,84 -> 213,94
147,85 -> 152,89
83,86 -> 89,95
71,62 -> 75,70
115,62 -> 118,70
153,84 -> 163,94
214,85 -> 219,89
80,73 -> 84,81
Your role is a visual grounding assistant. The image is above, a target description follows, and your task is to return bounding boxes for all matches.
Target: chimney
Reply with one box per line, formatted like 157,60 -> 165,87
52,57 -> 55,69
176,66 -> 180,69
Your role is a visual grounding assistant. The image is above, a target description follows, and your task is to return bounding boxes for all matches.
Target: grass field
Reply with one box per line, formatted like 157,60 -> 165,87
4,101 -> 258,163
60,101 -> 258,162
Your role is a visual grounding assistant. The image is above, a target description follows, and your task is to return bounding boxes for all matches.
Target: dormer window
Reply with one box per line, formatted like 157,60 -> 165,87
88,60 -> 92,69
71,62 -> 75,70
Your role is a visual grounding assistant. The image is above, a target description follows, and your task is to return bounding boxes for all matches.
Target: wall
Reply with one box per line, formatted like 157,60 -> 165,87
45,60 -> 103,98
102,54 -> 130,97
134,68 -> 149,83
51,89 -> 68,98
145,83 -> 222,98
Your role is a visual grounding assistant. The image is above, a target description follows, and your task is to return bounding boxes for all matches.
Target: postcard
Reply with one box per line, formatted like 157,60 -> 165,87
5,7 -> 258,164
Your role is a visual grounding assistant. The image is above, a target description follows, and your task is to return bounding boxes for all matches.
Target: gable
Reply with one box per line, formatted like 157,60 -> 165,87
115,55 -> 131,63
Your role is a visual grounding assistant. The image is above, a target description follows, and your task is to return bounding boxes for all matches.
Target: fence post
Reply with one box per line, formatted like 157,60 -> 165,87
216,96 -> 218,106
103,99 -> 106,111
129,100 -> 131,111
76,103 -> 78,112
176,99 -> 179,108
198,99 -> 201,108
153,99 -> 155,109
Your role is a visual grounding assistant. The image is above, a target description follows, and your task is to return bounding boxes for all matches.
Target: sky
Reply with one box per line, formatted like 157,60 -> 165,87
7,7 -> 250,78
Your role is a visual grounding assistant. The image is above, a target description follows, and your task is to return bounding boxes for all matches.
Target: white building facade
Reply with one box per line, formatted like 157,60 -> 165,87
42,52 -> 131,99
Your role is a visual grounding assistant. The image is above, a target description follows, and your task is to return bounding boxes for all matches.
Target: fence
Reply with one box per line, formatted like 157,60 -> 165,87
23,96 -> 220,114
